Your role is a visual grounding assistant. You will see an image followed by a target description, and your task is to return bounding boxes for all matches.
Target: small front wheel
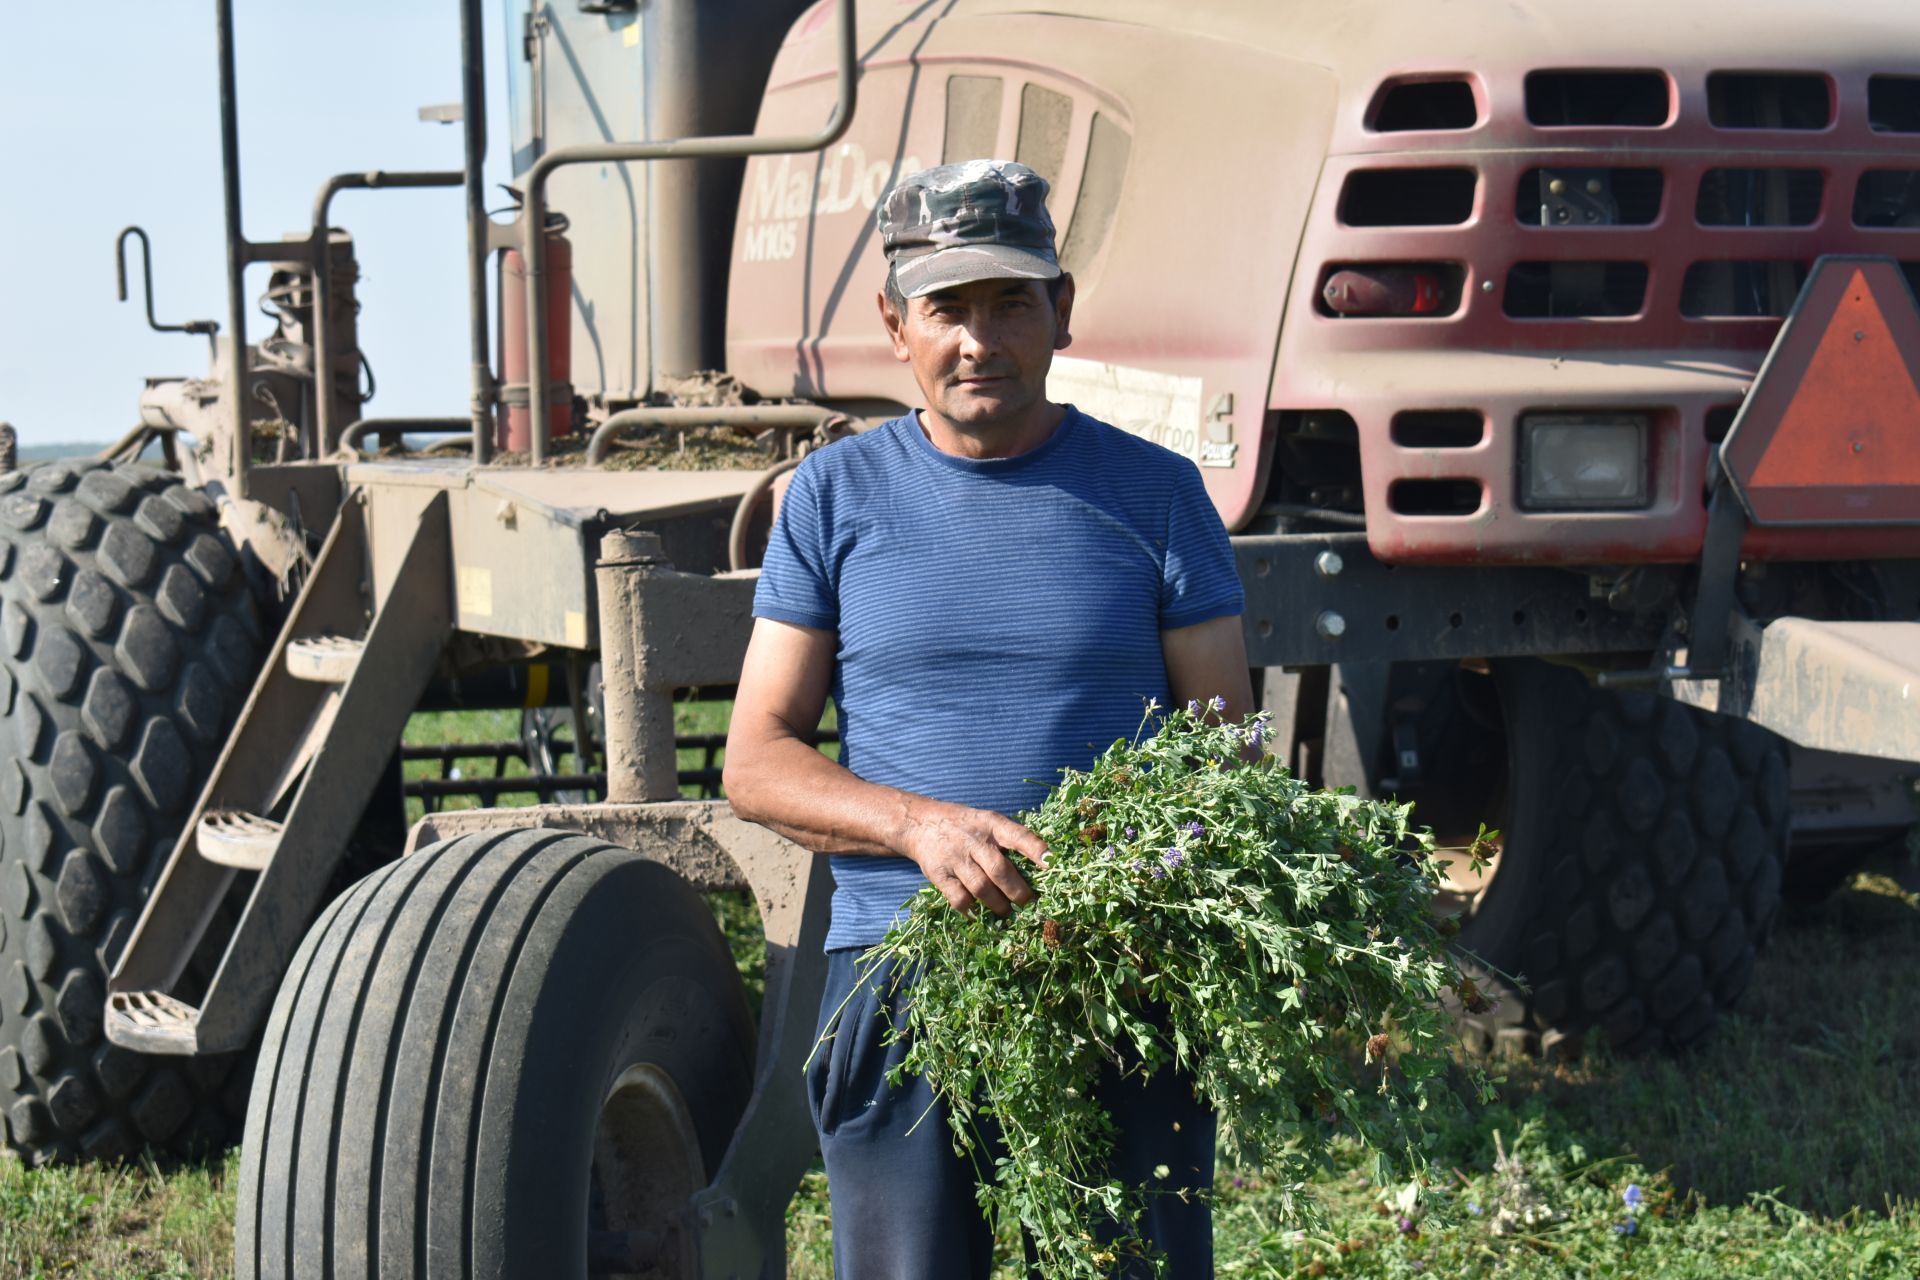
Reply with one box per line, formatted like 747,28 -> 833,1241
234,828 -> 756,1279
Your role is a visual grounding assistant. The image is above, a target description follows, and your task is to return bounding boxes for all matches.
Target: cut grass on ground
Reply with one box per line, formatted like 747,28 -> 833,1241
5,708 -> 1916,1278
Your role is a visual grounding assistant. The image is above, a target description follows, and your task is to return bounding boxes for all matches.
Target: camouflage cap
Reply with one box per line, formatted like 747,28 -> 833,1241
877,159 -> 1061,299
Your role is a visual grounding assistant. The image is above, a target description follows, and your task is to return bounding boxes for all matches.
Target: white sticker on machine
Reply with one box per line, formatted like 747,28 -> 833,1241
458,566 -> 493,618
1047,356 -> 1204,464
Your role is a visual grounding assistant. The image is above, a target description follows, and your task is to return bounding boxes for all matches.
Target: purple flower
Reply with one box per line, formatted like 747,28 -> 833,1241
1231,1176 -> 1245,1190
1623,1184 -> 1644,1209
1152,865 -> 1168,880
1130,859 -> 1145,873
1614,1219 -> 1638,1236
1467,1202 -> 1482,1215
1209,694 -> 1227,712
1186,698 -> 1201,715
1124,826 -> 1137,840
1248,723 -> 1264,749
1395,1215 -> 1415,1234
1162,847 -> 1185,870
1182,820 -> 1204,839
1103,844 -> 1118,858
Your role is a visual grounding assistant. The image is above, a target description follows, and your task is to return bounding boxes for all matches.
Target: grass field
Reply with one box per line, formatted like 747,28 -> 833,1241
3,707 -> 1917,1277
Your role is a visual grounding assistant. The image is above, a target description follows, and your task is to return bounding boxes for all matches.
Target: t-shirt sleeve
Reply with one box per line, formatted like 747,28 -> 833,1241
1159,461 -> 1245,630
752,458 -> 838,630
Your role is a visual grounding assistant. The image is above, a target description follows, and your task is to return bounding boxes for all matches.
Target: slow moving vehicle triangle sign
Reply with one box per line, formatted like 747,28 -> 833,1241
1721,255 -> 1920,527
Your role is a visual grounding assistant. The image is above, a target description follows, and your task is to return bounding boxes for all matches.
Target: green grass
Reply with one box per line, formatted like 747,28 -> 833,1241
398,695 -> 740,823
0,1149 -> 236,1278
1191,867 -> 1920,1279
396,695 -> 832,823
4,709 -> 1916,1278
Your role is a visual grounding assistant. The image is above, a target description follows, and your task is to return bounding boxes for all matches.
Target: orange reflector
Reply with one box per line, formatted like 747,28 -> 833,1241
1722,256 -> 1920,526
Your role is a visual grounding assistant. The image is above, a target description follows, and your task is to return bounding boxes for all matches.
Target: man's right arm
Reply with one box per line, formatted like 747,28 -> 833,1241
722,617 -> 1047,915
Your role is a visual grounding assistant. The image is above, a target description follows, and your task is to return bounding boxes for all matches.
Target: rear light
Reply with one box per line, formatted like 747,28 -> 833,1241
1318,264 -> 1464,317
1519,412 -> 1651,509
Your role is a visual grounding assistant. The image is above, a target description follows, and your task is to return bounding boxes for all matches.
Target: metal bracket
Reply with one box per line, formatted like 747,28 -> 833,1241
1681,470 -> 1751,679
1236,531 -> 1666,667
1596,459 -> 1750,690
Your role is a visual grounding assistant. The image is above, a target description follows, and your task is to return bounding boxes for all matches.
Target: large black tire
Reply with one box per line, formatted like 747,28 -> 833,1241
1457,659 -> 1791,1054
0,459 -> 263,1162
236,828 -> 756,1279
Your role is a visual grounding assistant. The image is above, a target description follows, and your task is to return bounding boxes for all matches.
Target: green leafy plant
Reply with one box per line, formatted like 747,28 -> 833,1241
854,701 -> 1496,1276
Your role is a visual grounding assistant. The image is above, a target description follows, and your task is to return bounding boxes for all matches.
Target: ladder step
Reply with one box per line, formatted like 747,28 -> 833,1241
286,634 -> 365,682
198,808 -> 284,870
105,990 -> 200,1054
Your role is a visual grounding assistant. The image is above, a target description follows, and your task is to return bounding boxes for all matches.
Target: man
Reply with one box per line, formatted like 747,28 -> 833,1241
724,159 -> 1253,1277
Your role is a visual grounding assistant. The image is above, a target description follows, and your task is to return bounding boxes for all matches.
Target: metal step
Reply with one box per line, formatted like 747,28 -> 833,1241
197,808 -> 284,871
110,489 -> 453,1055
105,990 -> 200,1054
286,634 -> 365,682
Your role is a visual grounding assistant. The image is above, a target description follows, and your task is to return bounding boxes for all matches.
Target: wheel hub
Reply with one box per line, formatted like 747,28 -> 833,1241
588,1063 -> 707,1278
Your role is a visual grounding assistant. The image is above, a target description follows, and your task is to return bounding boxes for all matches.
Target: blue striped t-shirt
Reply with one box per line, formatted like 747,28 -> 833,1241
752,407 -> 1244,950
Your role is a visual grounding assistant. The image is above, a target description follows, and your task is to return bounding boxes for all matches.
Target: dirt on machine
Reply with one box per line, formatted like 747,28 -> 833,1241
1,1 -> 1917,1276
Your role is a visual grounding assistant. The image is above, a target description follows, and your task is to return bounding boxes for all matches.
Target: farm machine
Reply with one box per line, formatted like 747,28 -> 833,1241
1,0 -> 1917,1274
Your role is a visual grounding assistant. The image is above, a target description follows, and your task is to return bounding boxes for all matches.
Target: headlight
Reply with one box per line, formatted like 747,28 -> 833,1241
1519,412 -> 1649,510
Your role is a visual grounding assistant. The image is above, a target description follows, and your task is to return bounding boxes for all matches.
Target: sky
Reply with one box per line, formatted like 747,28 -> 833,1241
0,2 -> 517,445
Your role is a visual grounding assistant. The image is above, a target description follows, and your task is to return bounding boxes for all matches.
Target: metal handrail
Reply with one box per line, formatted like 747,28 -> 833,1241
339,417 -> 474,456
729,454 -> 806,572
214,0 -> 248,489
584,404 -> 840,465
209,0 -> 489,490
114,227 -> 218,345
517,0 -> 861,463
310,171 -> 464,454
459,0 -> 493,465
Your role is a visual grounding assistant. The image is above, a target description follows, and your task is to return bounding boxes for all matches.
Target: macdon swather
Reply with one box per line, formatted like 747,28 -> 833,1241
1,1 -> 1917,1275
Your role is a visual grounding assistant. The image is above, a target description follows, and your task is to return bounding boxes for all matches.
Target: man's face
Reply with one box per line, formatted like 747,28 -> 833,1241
880,275 -> 1075,435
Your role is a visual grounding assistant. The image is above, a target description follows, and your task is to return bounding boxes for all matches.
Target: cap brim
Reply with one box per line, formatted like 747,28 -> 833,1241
893,243 -> 1061,299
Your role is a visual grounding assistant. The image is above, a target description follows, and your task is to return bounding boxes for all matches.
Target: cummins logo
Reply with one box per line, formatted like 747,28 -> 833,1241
740,143 -> 922,262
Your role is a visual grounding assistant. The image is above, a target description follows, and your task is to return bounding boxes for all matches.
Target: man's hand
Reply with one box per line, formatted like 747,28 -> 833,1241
899,797 -> 1049,917
727,618 -> 1050,917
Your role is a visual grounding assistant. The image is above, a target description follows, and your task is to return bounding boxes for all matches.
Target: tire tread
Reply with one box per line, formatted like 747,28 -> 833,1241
1461,660 -> 1790,1052
0,459 -> 261,1163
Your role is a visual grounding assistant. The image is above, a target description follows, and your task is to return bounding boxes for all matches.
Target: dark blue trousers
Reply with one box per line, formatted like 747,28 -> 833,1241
808,948 -> 1215,1279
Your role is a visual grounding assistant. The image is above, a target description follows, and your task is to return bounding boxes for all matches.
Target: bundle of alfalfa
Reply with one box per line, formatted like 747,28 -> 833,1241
856,700 -> 1495,1277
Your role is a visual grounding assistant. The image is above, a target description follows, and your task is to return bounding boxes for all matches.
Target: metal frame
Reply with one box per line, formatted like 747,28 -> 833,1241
515,0 -> 861,462
1234,530 -> 1667,668
310,170 -> 464,451
207,0 -> 487,485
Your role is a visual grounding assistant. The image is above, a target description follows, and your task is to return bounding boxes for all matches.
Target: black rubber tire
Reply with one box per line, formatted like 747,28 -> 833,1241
0,458 -> 263,1163
235,828 -> 757,1280
1457,659 -> 1791,1054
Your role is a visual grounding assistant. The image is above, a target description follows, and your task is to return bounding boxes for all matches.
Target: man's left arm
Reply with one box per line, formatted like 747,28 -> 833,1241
1158,459 -> 1254,723
1162,614 -> 1255,723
